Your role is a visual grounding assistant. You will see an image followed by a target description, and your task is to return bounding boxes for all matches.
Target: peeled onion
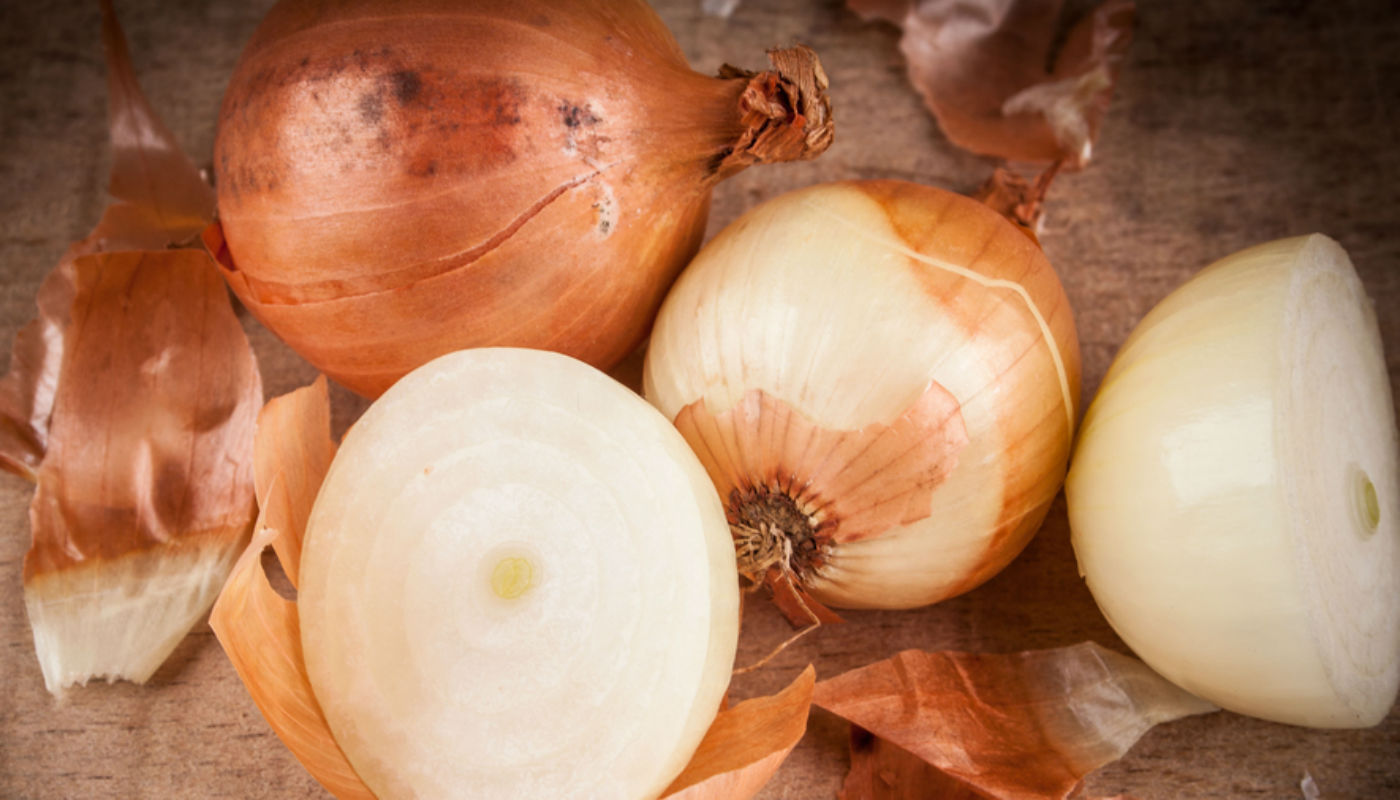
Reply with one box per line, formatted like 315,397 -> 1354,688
297,348 -> 740,797
211,0 -> 832,397
643,180 -> 1081,618
1066,235 -> 1400,728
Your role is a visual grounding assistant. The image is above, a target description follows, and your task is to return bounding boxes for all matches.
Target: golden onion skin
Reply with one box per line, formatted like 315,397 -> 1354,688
213,0 -> 830,396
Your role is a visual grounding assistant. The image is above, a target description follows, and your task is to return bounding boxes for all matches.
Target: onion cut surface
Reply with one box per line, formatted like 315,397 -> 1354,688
294,349 -> 740,798
1067,235 -> 1400,727
644,180 -> 1080,617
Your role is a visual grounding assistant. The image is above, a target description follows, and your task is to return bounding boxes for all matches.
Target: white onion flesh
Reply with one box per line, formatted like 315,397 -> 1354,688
1067,235 -> 1400,728
297,348 -> 740,798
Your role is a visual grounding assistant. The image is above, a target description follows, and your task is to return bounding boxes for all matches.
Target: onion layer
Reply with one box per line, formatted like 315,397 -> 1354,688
298,348 -> 740,798
1066,235 -> 1400,728
213,0 -> 832,397
644,180 -> 1080,616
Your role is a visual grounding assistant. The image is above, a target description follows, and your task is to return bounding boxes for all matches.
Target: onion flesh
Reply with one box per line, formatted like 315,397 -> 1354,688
297,348 -> 740,798
1066,234 -> 1400,728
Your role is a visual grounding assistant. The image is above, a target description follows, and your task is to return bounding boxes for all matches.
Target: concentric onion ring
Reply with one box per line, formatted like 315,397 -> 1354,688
298,348 -> 740,797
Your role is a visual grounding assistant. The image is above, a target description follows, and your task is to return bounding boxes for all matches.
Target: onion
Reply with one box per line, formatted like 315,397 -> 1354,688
296,348 -> 740,797
1066,235 -> 1400,728
643,180 -> 1081,619
210,0 -> 833,397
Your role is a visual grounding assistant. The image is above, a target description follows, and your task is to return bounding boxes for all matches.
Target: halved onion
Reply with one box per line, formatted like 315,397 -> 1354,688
1067,235 -> 1400,728
297,348 -> 740,797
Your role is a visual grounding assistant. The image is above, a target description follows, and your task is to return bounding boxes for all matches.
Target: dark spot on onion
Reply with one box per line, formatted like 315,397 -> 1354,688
474,79 -> 523,126
560,102 -> 600,129
390,70 -> 422,104
358,92 -> 384,125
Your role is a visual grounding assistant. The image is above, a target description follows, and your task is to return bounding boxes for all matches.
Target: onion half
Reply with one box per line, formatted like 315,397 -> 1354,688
1066,235 -> 1400,728
644,180 -> 1080,618
296,348 -> 740,797
212,0 -> 832,397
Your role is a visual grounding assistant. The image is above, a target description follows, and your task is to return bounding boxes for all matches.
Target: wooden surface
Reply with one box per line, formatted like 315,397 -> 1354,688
2,0 -> 1398,797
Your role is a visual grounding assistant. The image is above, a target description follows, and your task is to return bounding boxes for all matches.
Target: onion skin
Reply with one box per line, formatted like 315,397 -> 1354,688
644,180 -> 1080,615
213,0 -> 832,397
1066,235 -> 1400,728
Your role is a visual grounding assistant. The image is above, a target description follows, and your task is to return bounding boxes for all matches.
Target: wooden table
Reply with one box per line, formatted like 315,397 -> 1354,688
2,1 -> 1396,797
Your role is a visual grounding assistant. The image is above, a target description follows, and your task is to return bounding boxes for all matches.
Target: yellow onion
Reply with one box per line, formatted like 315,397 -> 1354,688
210,0 -> 832,397
296,348 -> 740,797
1067,235 -> 1400,728
643,180 -> 1081,620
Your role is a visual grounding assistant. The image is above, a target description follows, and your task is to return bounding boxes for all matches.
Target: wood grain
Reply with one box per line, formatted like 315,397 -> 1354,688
2,0 -> 1397,797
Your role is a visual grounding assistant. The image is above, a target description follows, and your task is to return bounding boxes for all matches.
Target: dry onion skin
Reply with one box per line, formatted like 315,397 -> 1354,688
290,348 -> 740,798
644,180 -> 1080,620
1067,235 -> 1400,728
210,0 -> 833,398
814,642 -> 1216,799
848,0 -> 1135,167
2,0 -> 260,695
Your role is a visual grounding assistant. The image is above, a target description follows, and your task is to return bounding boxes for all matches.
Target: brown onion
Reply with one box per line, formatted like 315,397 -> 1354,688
210,0 -> 832,397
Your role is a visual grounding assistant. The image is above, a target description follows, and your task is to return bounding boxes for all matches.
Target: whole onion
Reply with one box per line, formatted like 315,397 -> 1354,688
209,0 -> 832,397
644,180 -> 1081,619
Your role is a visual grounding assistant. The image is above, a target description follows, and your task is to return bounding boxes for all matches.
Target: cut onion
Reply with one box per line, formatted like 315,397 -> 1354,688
1066,234 -> 1400,728
296,348 -> 740,797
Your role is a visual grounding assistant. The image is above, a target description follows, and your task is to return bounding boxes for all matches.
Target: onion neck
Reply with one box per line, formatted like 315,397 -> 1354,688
651,46 -> 833,190
974,161 -> 1063,243
709,46 -> 833,181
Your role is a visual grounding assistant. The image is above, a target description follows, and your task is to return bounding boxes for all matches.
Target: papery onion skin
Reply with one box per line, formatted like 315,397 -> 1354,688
298,348 -> 740,799
644,180 -> 1080,614
213,0 -> 832,398
1066,235 -> 1400,728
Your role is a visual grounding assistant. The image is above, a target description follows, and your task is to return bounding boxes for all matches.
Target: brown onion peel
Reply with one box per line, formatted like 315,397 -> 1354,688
0,0 -> 218,481
4,0 -> 262,695
674,382 -> 970,625
813,642 -> 1217,800
849,0 -> 1134,167
662,666 -> 816,799
251,375 -> 336,588
23,250 -> 262,693
211,379 -> 370,798
212,0 -> 833,398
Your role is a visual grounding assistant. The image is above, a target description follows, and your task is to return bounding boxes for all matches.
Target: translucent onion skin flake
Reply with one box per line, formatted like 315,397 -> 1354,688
813,642 -> 1217,799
